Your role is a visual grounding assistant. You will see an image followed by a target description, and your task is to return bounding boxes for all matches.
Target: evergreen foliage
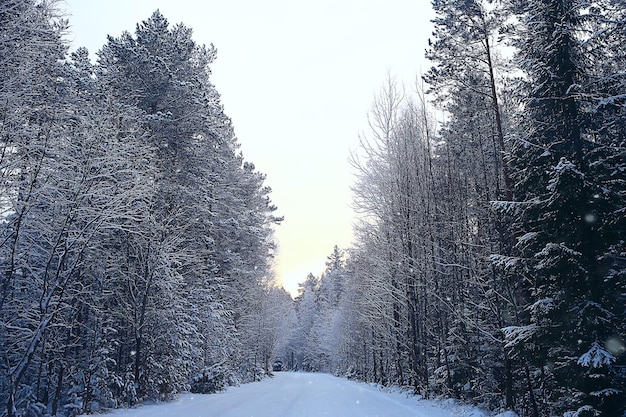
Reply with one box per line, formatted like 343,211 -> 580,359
496,0 -> 626,414
290,1 -> 624,416
1,1 -> 624,417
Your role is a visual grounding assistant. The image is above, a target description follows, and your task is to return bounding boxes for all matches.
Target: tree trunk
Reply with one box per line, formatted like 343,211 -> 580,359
51,363 -> 65,416
484,33 -> 513,201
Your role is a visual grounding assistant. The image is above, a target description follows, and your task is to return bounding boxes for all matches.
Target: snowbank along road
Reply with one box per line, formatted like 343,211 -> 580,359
89,372 -> 474,417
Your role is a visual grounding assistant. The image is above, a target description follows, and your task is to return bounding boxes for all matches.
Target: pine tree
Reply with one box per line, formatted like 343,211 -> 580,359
424,1 -> 524,405
97,10 -> 280,396
0,5 -> 281,415
425,0 -> 512,198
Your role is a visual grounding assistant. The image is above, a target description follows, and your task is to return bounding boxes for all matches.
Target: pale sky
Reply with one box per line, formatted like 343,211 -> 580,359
61,0 -> 434,296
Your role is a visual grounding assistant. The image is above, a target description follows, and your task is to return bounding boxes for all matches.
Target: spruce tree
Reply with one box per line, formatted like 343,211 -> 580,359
499,0 -> 626,415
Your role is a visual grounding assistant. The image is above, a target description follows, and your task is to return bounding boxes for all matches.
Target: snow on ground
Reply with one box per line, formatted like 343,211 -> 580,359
83,372 -> 491,417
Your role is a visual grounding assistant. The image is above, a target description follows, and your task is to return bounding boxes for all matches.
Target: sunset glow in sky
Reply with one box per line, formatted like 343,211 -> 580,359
62,0 -> 434,296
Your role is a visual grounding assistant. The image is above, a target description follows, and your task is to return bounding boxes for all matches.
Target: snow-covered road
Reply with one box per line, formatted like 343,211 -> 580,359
91,372 -> 485,417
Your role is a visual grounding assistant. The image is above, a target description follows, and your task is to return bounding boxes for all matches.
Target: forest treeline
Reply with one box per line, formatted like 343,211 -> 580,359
2,1 -> 626,417
0,2 -> 292,416
286,1 -> 626,416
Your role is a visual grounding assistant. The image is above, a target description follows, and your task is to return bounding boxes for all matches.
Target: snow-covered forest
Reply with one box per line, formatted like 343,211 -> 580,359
1,1 -> 625,417
0,2 -> 288,416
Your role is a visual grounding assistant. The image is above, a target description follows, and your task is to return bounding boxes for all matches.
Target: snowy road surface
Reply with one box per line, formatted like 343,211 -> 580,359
92,372 -> 483,417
